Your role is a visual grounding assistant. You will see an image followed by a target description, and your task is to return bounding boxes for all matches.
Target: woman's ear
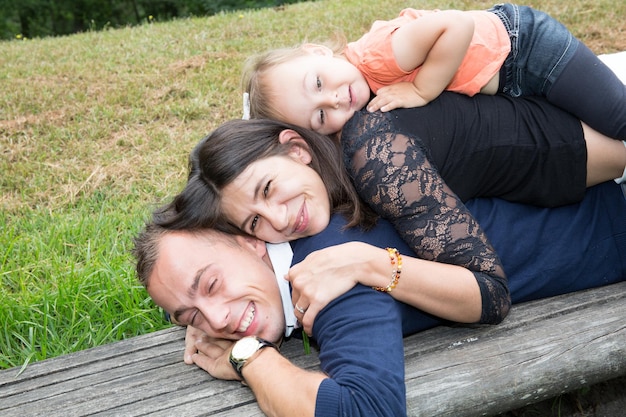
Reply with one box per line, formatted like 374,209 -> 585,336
301,43 -> 333,57
278,130 -> 312,165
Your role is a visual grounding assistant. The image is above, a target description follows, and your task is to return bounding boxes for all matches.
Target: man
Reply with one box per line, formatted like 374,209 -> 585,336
133,180 -> 626,417
133,220 -> 426,417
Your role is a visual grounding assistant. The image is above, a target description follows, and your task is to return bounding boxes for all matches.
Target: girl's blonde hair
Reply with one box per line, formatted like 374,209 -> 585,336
242,34 -> 347,122
242,47 -> 309,122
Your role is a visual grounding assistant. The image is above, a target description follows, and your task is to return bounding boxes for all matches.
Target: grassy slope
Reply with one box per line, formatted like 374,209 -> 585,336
1,0 -> 625,370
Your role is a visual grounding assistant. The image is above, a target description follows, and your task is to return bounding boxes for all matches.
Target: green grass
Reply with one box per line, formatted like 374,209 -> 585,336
1,0 -> 625,371
0,195 -> 165,369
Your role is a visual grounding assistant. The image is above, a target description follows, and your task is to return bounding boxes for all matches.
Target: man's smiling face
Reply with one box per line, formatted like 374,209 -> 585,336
147,230 -> 285,344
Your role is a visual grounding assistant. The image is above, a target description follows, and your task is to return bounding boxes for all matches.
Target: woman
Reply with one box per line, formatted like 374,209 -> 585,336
160,117 -> 625,336
160,117 -> 504,326
294,95 -> 626,331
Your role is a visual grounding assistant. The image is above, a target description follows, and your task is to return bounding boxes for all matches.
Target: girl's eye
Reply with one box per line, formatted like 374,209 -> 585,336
316,76 -> 322,90
251,215 -> 259,232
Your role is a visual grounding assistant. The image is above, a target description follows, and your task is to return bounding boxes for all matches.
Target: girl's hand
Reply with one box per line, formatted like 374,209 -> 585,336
367,82 -> 430,112
287,242 -> 388,334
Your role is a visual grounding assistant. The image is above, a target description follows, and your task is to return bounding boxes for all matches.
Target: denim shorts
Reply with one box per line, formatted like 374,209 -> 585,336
489,3 -> 580,96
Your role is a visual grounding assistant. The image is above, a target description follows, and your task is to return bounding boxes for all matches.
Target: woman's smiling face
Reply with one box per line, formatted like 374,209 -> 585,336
220,150 -> 331,243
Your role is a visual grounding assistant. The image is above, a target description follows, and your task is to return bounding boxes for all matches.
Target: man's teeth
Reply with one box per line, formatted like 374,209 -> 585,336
238,305 -> 255,332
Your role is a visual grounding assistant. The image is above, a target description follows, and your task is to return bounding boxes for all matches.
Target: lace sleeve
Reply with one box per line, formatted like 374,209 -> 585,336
341,110 -> 510,324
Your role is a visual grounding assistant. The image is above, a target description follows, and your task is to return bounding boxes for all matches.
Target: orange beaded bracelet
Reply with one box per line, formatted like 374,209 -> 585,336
372,247 -> 402,293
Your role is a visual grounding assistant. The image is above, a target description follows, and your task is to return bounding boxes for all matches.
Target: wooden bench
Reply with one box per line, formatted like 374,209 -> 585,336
1,281 -> 624,417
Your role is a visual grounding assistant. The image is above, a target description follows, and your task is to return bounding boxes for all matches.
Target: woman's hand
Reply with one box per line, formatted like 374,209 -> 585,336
287,242 -> 389,334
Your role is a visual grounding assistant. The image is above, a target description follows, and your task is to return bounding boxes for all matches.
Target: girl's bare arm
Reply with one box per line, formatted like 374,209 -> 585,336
368,10 -> 474,112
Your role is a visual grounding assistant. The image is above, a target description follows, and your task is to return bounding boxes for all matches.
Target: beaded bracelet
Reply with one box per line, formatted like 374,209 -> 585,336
372,247 -> 402,293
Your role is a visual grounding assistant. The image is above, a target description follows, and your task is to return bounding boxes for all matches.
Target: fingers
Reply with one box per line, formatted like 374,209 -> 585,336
192,338 -> 238,380
367,97 -> 398,113
195,338 -> 228,357
366,97 -> 385,113
367,87 -> 395,112
190,348 -> 220,377
367,83 -> 429,112
294,300 -> 321,335
294,300 -> 310,333
184,341 -> 197,364
184,332 -> 197,364
184,325 -> 207,364
294,301 -> 309,324
300,308 -> 317,335
295,303 -> 308,315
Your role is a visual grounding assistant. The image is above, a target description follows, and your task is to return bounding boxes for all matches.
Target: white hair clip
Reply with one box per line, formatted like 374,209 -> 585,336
242,92 -> 251,120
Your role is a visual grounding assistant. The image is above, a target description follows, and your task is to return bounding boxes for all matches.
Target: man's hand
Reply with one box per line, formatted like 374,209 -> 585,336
366,82 -> 430,112
184,326 -> 239,380
192,337 -> 240,381
183,325 -> 209,364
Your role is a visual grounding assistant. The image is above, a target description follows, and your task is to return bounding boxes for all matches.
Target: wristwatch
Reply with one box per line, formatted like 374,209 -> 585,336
229,336 -> 279,380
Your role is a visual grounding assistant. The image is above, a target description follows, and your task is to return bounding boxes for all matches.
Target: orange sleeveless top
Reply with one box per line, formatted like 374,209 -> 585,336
344,8 -> 511,95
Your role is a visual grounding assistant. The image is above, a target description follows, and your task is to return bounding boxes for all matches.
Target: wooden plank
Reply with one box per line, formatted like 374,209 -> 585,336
0,328 -> 181,379
0,323 -> 319,416
0,282 -> 623,417
403,282 -> 626,416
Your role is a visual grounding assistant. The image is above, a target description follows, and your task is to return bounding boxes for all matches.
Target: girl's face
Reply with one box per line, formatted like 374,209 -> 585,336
266,46 -> 370,135
220,145 -> 331,243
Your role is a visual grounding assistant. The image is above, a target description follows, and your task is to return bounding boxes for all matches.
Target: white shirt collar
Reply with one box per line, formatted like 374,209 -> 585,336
266,242 -> 297,337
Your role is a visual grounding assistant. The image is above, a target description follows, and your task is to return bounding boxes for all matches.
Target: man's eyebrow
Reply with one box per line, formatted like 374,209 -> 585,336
172,265 -> 209,323
187,265 -> 207,297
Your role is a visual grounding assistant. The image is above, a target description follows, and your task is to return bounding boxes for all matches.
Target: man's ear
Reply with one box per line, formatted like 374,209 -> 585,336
235,234 -> 268,259
278,130 -> 312,165
301,43 -> 333,57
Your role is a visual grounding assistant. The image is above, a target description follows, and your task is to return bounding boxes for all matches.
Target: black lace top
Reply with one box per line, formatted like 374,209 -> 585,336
341,109 -> 510,324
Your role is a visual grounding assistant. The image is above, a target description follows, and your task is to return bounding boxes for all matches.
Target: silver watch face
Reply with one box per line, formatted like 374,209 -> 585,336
232,337 -> 261,359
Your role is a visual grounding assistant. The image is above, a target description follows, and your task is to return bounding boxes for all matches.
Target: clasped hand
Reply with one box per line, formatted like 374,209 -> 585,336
288,242 -> 383,335
183,326 -> 240,381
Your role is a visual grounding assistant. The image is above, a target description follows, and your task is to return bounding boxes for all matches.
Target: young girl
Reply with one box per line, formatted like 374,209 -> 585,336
242,4 -> 626,189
